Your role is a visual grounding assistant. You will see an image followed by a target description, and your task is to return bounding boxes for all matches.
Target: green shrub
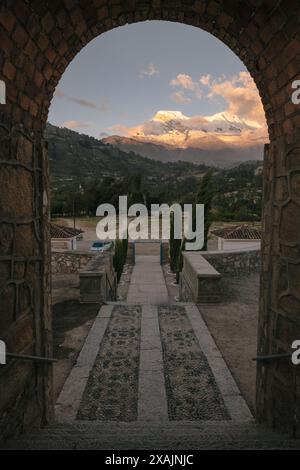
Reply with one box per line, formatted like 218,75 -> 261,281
113,237 -> 128,282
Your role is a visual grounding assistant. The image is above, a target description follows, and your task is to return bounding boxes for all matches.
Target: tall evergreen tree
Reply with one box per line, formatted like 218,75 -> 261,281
192,170 -> 215,251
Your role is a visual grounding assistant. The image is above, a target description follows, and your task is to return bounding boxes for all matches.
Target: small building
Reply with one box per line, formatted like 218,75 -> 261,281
211,224 -> 261,251
50,223 -> 84,251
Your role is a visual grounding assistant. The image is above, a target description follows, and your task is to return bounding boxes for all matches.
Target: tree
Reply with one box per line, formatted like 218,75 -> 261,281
113,233 -> 129,283
192,170 -> 214,251
169,211 -> 182,274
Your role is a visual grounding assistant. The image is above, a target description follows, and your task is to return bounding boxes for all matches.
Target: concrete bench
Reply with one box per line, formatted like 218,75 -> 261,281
180,252 -> 222,303
79,252 -> 117,303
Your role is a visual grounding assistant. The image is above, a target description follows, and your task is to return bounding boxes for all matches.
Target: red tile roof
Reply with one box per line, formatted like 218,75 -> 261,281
211,224 -> 261,240
50,223 -> 83,239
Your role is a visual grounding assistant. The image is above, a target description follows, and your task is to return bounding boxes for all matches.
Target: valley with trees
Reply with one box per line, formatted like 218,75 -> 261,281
48,124 -> 263,224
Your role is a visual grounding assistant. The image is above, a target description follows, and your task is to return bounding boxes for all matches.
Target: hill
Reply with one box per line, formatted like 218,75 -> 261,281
45,123 -> 209,184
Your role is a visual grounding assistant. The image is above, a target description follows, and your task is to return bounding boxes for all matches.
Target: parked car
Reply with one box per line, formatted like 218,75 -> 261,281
90,240 -> 113,252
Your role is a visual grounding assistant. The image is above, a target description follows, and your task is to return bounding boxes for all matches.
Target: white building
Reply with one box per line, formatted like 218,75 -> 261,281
212,224 -> 261,251
50,223 -> 83,251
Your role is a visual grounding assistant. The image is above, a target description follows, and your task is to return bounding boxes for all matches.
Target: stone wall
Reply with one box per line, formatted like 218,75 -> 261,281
80,252 -> 117,303
180,252 -> 222,303
0,127 -> 52,440
51,251 -> 95,275
201,248 -> 261,276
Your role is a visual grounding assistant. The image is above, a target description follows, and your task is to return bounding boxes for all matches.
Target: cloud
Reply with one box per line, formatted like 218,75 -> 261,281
170,91 -> 192,104
108,124 -> 132,135
55,88 -> 108,112
169,73 -> 202,103
62,120 -> 91,129
200,74 -> 211,86
207,72 -> 266,127
139,63 -> 160,78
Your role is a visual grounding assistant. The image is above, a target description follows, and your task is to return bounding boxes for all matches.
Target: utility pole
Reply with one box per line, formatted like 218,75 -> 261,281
73,186 -> 76,231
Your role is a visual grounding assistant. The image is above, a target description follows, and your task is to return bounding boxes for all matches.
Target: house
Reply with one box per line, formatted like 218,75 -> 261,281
211,224 -> 261,251
50,223 -> 84,251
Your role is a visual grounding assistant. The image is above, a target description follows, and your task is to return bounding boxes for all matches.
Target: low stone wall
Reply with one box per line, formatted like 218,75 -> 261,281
180,248 -> 261,303
180,252 -> 222,303
201,248 -> 261,276
51,251 -> 96,274
80,252 -> 117,303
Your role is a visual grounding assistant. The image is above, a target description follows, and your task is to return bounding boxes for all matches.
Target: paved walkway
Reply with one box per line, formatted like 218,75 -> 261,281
5,254 -> 300,449
127,255 -> 169,304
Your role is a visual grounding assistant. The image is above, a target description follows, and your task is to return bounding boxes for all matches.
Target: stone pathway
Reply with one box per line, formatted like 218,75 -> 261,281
159,304 -> 229,421
4,253 -> 300,449
127,255 -> 169,304
54,251 -> 251,429
138,305 -> 168,421
77,305 -> 141,421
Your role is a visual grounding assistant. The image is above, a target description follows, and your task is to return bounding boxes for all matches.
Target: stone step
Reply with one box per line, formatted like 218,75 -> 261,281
2,421 -> 300,449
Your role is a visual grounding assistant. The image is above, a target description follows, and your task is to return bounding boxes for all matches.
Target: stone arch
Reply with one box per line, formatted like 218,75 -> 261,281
0,0 -> 300,439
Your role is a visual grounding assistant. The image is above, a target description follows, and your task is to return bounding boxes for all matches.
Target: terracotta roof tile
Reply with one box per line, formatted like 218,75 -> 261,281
50,223 -> 83,239
211,224 -> 261,240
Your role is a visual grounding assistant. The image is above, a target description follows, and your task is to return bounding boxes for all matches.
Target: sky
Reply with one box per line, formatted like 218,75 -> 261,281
48,20 -> 267,145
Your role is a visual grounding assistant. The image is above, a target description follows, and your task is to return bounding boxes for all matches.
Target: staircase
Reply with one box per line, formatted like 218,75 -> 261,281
3,420 -> 300,450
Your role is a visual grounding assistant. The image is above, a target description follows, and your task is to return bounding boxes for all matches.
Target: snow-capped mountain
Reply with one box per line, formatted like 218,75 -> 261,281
102,110 -> 267,167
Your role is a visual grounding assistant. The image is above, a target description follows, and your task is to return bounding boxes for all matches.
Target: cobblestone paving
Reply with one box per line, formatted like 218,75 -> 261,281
158,305 -> 230,421
77,305 -> 141,421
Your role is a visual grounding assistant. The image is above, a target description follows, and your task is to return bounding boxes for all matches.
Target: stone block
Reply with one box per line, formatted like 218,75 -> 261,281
0,167 -> 34,218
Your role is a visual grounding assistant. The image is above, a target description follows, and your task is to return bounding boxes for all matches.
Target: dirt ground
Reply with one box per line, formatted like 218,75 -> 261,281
52,298 -> 100,401
51,273 -> 100,401
200,272 -> 259,414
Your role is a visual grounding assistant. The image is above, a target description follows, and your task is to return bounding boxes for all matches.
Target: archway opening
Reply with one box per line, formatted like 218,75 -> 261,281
47,20 -> 267,420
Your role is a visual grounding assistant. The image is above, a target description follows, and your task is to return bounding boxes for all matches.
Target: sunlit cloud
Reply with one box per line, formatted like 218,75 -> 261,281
138,63 -> 160,78
199,74 -> 211,86
55,88 -> 108,112
170,73 -> 203,103
62,120 -> 91,129
170,91 -> 192,104
207,71 -> 266,128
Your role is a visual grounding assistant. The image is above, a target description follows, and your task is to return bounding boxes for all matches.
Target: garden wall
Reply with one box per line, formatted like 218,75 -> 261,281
51,251 -> 96,275
201,248 -> 261,276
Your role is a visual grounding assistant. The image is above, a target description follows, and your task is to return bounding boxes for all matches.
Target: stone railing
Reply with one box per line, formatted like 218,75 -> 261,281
51,251 -> 96,274
180,248 -> 261,303
180,252 -> 222,303
79,252 -> 117,303
201,248 -> 261,276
